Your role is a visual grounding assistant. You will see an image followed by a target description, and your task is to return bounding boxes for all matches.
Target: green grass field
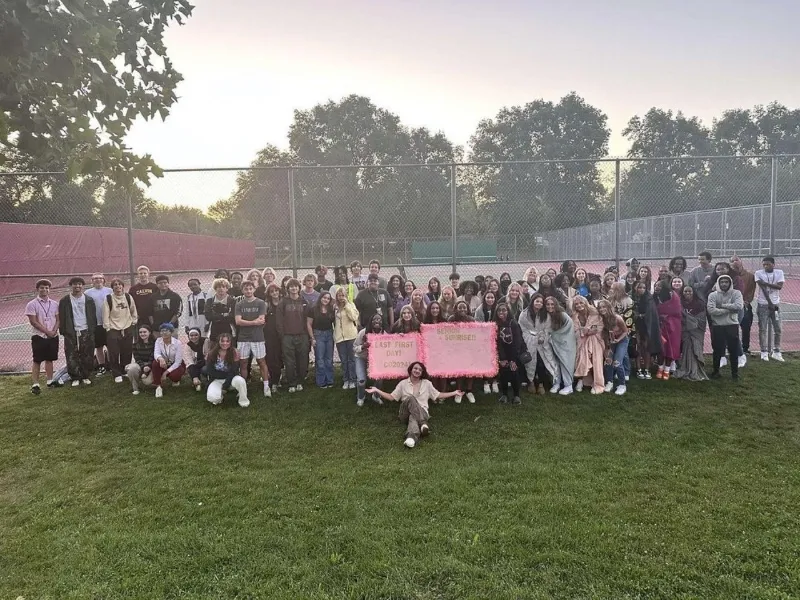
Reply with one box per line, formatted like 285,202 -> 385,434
1,361 -> 799,599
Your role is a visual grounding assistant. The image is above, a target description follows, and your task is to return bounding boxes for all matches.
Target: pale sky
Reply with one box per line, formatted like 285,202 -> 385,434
125,0 -> 800,209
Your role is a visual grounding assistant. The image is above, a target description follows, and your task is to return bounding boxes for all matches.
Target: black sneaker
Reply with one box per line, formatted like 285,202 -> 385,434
96,366 -> 107,376
512,396 -> 522,405
47,381 -> 61,388
31,384 -> 41,395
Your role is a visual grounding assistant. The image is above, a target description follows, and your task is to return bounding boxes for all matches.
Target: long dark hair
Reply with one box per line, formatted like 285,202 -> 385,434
407,361 -> 429,380
424,301 -> 445,324
387,275 -> 404,297
312,291 -> 333,319
527,293 -> 547,322
265,283 -> 281,305
207,333 -> 236,367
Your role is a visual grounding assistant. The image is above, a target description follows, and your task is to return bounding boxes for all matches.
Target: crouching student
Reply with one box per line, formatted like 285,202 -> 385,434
126,325 -> 155,395
152,323 -> 185,398
205,333 -> 249,407
185,328 -> 206,392
366,362 -> 462,449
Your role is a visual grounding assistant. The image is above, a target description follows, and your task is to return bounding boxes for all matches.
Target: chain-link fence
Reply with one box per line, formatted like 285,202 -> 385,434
1,155 -> 800,372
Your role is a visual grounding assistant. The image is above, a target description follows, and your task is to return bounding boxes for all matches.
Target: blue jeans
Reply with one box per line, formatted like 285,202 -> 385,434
314,329 -> 334,387
355,355 -> 381,402
603,337 -> 629,386
337,339 -> 356,384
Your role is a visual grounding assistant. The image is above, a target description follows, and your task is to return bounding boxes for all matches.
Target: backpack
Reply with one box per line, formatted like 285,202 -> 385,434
107,293 -> 135,316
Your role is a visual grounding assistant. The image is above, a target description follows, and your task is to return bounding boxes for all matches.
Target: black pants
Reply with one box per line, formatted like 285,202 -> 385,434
712,324 -> 740,376
106,328 -> 134,377
533,356 -> 553,388
499,365 -> 520,397
741,304 -> 753,353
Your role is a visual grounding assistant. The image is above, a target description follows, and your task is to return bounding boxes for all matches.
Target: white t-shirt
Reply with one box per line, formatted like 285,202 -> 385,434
390,378 -> 440,413
85,286 -> 112,325
70,294 -> 88,332
754,269 -> 784,306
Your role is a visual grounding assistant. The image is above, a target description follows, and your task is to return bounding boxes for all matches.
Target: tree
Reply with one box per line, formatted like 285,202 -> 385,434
0,0 -> 193,183
620,108 -> 714,217
468,92 -> 611,234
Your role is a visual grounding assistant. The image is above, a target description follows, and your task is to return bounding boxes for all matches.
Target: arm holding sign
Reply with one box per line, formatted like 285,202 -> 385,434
365,386 -> 463,402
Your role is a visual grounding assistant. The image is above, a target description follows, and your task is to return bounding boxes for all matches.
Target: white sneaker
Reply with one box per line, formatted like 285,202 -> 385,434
549,384 -> 560,394
288,387 -> 296,393
604,382 -> 614,393
558,386 -> 573,395
114,376 -> 123,384
720,356 -> 728,368
372,393 -> 383,405
404,437 -> 416,448
263,384 -> 272,398
343,382 -> 350,390
420,424 -> 429,437
575,380 -> 584,392
771,352 -> 785,362
761,352 -> 769,361
615,385 -> 627,396
71,380 -> 80,387
356,398 -> 364,407
590,387 -> 602,395
454,394 -> 462,404
296,384 -> 304,392
82,379 -> 91,385
738,354 -> 747,369
466,392 -> 476,404
238,396 -> 250,408
625,375 -> 630,382
669,361 -> 677,373
195,383 -> 202,392
482,382 -> 490,394
349,382 -> 356,389
491,382 -> 499,394
155,386 -> 163,398
173,381 -> 180,387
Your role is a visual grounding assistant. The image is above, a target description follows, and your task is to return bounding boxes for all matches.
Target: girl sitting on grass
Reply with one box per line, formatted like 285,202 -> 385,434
204,333 -> 249,407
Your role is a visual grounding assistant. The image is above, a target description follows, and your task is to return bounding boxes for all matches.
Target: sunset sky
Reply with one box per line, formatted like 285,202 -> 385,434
125,0 -> 800,208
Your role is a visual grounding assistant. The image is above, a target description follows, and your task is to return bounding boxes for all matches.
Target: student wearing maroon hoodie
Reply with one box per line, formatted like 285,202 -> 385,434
276,278 -> 309,393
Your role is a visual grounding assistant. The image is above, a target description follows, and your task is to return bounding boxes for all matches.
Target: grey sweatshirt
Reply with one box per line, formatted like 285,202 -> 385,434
706,276 -> 743,327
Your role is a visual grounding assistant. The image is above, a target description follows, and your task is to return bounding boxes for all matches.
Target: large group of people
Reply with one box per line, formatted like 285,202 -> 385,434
24,254 -> 788,448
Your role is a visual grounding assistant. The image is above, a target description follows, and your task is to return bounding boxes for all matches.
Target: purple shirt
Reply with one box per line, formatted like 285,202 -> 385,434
25,297 -> 59,338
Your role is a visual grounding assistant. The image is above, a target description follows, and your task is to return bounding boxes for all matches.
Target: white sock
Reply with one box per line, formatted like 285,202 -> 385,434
263,380 -> 269,389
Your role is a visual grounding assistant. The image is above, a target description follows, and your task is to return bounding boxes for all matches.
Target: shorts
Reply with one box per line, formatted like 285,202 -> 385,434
31,335 -> 59,364
94,326 -> 107,349
237,341 -> 266,360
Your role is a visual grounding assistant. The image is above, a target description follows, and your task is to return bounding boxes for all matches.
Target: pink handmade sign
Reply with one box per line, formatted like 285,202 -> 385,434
367,333 -> 422,379
420,322 -> 498,377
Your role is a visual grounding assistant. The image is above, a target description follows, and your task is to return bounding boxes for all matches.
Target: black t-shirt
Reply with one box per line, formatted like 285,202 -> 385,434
306,305 -> 334,331
315,280 -> 333,293
355,288 -> 391,329
151,289 -> 183,326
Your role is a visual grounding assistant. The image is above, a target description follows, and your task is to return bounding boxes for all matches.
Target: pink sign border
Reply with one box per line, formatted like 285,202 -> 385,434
419,322 -> 499,378
367,332 -> 422,379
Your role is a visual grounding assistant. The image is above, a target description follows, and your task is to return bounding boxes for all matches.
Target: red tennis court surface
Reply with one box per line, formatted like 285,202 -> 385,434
2,262 -> 797,373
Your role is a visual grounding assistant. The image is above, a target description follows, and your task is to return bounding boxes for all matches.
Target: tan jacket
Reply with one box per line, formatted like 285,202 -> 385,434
102,292 -> 138,331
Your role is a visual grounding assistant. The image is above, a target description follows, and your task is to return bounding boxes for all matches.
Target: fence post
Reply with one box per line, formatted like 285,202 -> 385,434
614,159 -> 621,270
769,156 -> 778,254
127,190 -> 136,286
450,164 -> 457,273
287,167 -> 298,278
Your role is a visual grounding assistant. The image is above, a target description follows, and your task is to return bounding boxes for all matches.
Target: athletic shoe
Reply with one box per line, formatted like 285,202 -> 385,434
372,393 -> 383,405
738,355 -> 747,368
81,379 -> 91,386
604,382 -> 614,393
173,381 -> 180,387
491,382 -> 499,394
420,424 -> 430,437
771,352 -> 785,363
512,396 -> 521,405
761,352 -> 769,361
575,380 -> 584,392
466,392 -> 476,404
624,375 -> 630,382
644,371 -> 652,380
483,382 -> 490,394
558,386 -> 573,395
662,371 -> 671,381
96,366 -> 107,376
404,437 -> 416,449
636,370 -> 646,380
655,367 -> 664,379
615,385 -> 627,396
498,395 -> 508,404
296,384 -> 304,392
264,384 -> 272,398
720,356 -> 728,368
549,384 -> 560,394
349,382 -> 357,389
343,382 -> 350,390
195,383 -> 202,392
288,387 -> 296,393
454,394 -> 462,404
132,390 -> 140,396
356,399 -> 364,407
238,396 -> 250,408
537,384 -> 546,395
31,384 -> 41,395
47,380 -> 62,388
590,387 -> 601,395
114,376 -> 123,384
155,386 -> 163,398
271,385 -> 279,394
72,380 -> 80,387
